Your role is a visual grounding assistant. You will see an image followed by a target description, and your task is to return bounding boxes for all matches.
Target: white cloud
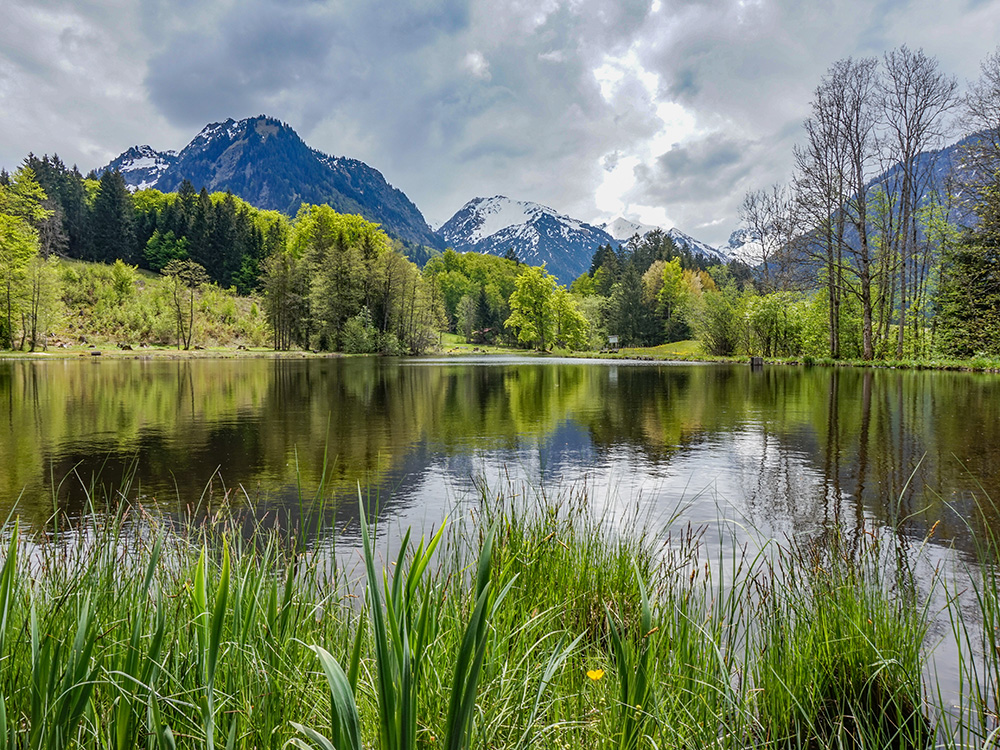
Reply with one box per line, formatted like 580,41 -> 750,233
463,50 -> 491,80
590,43 -> 706,231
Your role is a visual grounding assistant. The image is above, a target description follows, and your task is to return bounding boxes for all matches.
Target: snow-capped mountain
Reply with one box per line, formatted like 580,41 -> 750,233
599,217 -> 659,242
600,217 -> 730,264
97,145 -> 177,191
438,196 -> 614,284
96,116 -> 439,248
723,228 -> 764,265
666,228 -> 730,264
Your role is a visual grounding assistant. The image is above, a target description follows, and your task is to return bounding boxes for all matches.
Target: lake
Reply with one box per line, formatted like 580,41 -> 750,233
1,355 -> 996,562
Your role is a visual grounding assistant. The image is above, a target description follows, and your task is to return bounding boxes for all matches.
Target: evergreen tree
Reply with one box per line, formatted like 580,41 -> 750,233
607,264 -> 659,347
22,155 -> 85,257
936,179 -> 1000,356
175,180 -> 198,235
208,192 -> 238,283
89,170 -> 136,263
188,187 -> 213,268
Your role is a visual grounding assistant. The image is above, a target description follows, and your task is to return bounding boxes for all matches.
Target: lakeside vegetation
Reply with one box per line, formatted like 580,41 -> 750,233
0,473 -> 997,749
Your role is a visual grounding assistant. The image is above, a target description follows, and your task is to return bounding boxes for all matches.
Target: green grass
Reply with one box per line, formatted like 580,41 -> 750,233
437,333 -> 527,355
4,472 -> 1000,749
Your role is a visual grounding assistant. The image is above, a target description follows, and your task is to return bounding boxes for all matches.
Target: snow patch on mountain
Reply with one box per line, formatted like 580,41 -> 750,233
441,196 -> 574,245
666,228 -> 730,264
471,197 -> 540,241
97,144 -> 177,191
190,118 -> 243,148
599,216 -> 732,263
724,228 -> 764,265
600,217 -> 659,243
96,115 -> 438,247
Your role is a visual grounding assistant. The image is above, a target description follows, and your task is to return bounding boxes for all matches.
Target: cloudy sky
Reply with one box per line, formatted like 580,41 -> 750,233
2,0 -> 999,245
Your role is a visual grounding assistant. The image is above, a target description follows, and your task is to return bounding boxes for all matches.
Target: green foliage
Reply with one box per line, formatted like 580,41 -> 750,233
260,249 -> 308,350
0,213 -> 39,349
1,466 -> 993,750
656,257 -> 690,342
607,264 -> 659,347
295,496 -> 506,750
690,267 -> 746,356
604,566 -> 655,750
54,259 -> 268,348
505,265 -> 558,350
0,167 -> 50,225
22,254 -> 61,351
162,259 -> 210,349
90,170 -> 136,264
753,530 -> 931,748
575,294 -> 609,350
281,204 -> 441,353
424,249 -> 521,341
144,230 -> 190,272
0,167 -> 47,349
341,307 -> 377,353
569,272 -> 596,296
551,288 -> 590,350
936,182 -> 1000,357
744,291 -> 806,357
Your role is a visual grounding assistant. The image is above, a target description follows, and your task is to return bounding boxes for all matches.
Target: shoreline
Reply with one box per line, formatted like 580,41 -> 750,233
4,343 -> 1000,373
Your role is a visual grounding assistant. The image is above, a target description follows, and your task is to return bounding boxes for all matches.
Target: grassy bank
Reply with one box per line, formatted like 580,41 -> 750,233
0,477 -> 995,749
583,341 -> 1000,373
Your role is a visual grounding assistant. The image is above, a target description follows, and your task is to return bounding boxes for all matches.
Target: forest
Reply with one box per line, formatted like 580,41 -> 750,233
4,46 -> 1000,360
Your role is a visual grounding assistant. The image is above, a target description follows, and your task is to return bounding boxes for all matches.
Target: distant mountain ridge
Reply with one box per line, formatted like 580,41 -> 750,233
98,115 -> 439,248
438,196 -> 617,283
94,115 -> 981,281
600,219 -> 731,264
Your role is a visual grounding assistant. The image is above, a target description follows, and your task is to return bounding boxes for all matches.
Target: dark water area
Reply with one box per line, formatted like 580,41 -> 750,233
1,355 -> 998,559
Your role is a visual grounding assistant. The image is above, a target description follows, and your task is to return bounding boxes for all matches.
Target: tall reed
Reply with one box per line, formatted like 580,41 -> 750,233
0,469 -> 991,750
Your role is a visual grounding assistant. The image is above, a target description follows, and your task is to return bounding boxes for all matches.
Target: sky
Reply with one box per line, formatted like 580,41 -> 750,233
1,0 -> 999,246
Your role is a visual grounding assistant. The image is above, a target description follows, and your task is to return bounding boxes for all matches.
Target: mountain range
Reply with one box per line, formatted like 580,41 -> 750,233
97,114 -> 977,285
97,115 -> 737,283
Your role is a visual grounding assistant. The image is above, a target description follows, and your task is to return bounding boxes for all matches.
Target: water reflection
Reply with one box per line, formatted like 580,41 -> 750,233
1,357 -> 999,557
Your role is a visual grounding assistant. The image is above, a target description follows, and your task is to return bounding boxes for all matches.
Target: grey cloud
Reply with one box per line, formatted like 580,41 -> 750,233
4,0 -> 1000,247
636,134 -> 753,205
146,2 -> 343,126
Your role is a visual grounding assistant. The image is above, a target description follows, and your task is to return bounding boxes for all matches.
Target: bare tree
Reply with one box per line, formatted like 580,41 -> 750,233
963,47 -> 1000,175
793,59 -> 871,359
825,57 -> 884,360
739,184 -> 797,292
879,46 -> 957,356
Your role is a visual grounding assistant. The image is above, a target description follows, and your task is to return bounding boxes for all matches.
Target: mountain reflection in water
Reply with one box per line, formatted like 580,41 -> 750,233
1,356 -> 997,559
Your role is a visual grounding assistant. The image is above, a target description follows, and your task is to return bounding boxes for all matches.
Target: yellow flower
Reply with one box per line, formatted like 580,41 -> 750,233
586,669 -> 605,681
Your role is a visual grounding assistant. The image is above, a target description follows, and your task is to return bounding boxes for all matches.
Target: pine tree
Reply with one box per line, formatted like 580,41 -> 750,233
89,170 -> 136,263
188,187 -> 213,268
608,264 -> 659,347
936,179 -> 1000,356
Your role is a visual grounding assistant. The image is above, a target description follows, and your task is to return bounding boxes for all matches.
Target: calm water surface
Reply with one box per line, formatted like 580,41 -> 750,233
1,355 -> 996,559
